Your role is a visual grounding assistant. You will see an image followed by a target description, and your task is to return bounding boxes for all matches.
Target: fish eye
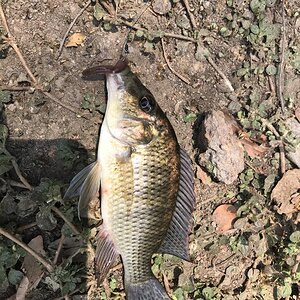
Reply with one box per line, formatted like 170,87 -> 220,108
139,95 -> 156,113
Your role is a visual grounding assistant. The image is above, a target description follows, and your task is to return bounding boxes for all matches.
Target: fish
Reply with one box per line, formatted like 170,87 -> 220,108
64,57 -> 195,300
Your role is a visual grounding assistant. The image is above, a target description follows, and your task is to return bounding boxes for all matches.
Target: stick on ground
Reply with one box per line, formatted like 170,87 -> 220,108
0,227 -> 54,273
0,2 -> 83,116
57,0 -> 91,59
182,0 -> 197,29
161,38 -> 191,85
51,206 -> 81,235
206,55 -> 235,92
277,0 -> 286,114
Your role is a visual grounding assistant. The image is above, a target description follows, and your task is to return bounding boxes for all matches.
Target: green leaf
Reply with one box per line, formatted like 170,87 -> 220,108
183,112 -> 197,123
0,153 -> 12,175
0,124 -> 8,149
202,287 -> 215,299
93,3 -> 105,21
250,0 -> 266,15
8,269 -> 24,285
144,41 -> 154,53
265,64 -> 277,75
135,30 -> 144,38
0,265 -> 8,286
36,209 -> 57,231
0,243 -> 20,268
152,31 -> 165,38
290,231 -> 300,243
109,275 -> 117,290
172,287 -> 184,300
0,90 -> 12,104
81,93 -> 93,111
195,44 -> 210,61
277,282 -> 292,298
62,281 -> 76,295
250,24 -> 260,35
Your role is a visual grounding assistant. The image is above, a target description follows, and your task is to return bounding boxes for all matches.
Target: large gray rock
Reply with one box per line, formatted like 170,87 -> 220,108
200,110 -> 245,184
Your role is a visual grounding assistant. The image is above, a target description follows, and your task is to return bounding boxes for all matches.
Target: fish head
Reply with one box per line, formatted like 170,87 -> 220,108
83,58 -> 173,146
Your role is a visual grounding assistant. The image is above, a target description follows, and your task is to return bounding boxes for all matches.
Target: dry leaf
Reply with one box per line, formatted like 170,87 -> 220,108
213,204 -> 237,233
271,169 -> 300,223
16,276 -> 29,300
65,32 -> 85,47
22,236 -> 45,291
240,138 -> 269,158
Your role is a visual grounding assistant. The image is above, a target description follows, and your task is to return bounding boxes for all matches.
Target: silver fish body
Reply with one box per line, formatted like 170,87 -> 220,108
65,59 -> 195,300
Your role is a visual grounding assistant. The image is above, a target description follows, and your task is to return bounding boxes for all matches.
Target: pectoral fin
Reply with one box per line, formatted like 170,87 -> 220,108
158,148 -> 195,260
64,161 -> 101,219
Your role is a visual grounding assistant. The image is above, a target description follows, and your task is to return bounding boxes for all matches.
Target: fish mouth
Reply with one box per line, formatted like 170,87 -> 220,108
82,57 -> 129,80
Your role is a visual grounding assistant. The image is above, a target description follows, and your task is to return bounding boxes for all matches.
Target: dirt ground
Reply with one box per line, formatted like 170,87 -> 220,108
0,0 -> 299,299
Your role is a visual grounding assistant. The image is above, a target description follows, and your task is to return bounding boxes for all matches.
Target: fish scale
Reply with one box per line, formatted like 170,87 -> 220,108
101,132 -> 180,285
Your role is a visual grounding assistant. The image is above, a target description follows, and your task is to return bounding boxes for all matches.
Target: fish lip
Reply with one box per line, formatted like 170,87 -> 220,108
82,57 -> 129,81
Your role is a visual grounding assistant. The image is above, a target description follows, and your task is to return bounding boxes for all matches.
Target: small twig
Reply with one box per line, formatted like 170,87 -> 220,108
164,31 -> 196,42
277,0 -> 286,114
51,206 -> 80,235
110,263 -> 122,272
53,234 -> 65,265
57,0 -> 91,59
262,119 -> 280,138
118,17 -> 197,43
100,0 -> 116,16
42,91 -> 83,117
0,227 -> 54,273
206,55 -> 235,92
121,1 -> 152,56
102,278 -> 111,299
16,222 -> 37,233
182,0 -> 197,29
268,76 -> 276,97
11,158 -> 32,190
0,2 -> 37,85
162,273 -> 171,296
278,141 -> 286,174
4,149 -> 32,190
0,85 -> 33,92
161,38 -> 191,85
7,179 -> 29,190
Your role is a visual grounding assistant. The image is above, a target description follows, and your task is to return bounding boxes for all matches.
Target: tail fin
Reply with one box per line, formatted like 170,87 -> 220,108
126,278 -> 170,300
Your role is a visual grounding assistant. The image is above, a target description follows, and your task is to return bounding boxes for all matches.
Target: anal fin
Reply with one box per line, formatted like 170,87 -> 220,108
95,226 -> 119,284
158,148 -> 195,261
64,161 -> 101,219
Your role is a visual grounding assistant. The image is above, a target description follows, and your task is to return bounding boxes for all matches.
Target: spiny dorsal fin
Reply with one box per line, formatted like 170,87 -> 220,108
64,161 -> 101,219
158,148 -> 195,260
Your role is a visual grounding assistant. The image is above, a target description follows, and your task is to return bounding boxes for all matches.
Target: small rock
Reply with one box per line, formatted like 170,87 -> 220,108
228,100 -> 242,114
213,204 -> 237,233
176,14 -> 191,30
152,0 -> 171,15
199,110 -> 245,184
